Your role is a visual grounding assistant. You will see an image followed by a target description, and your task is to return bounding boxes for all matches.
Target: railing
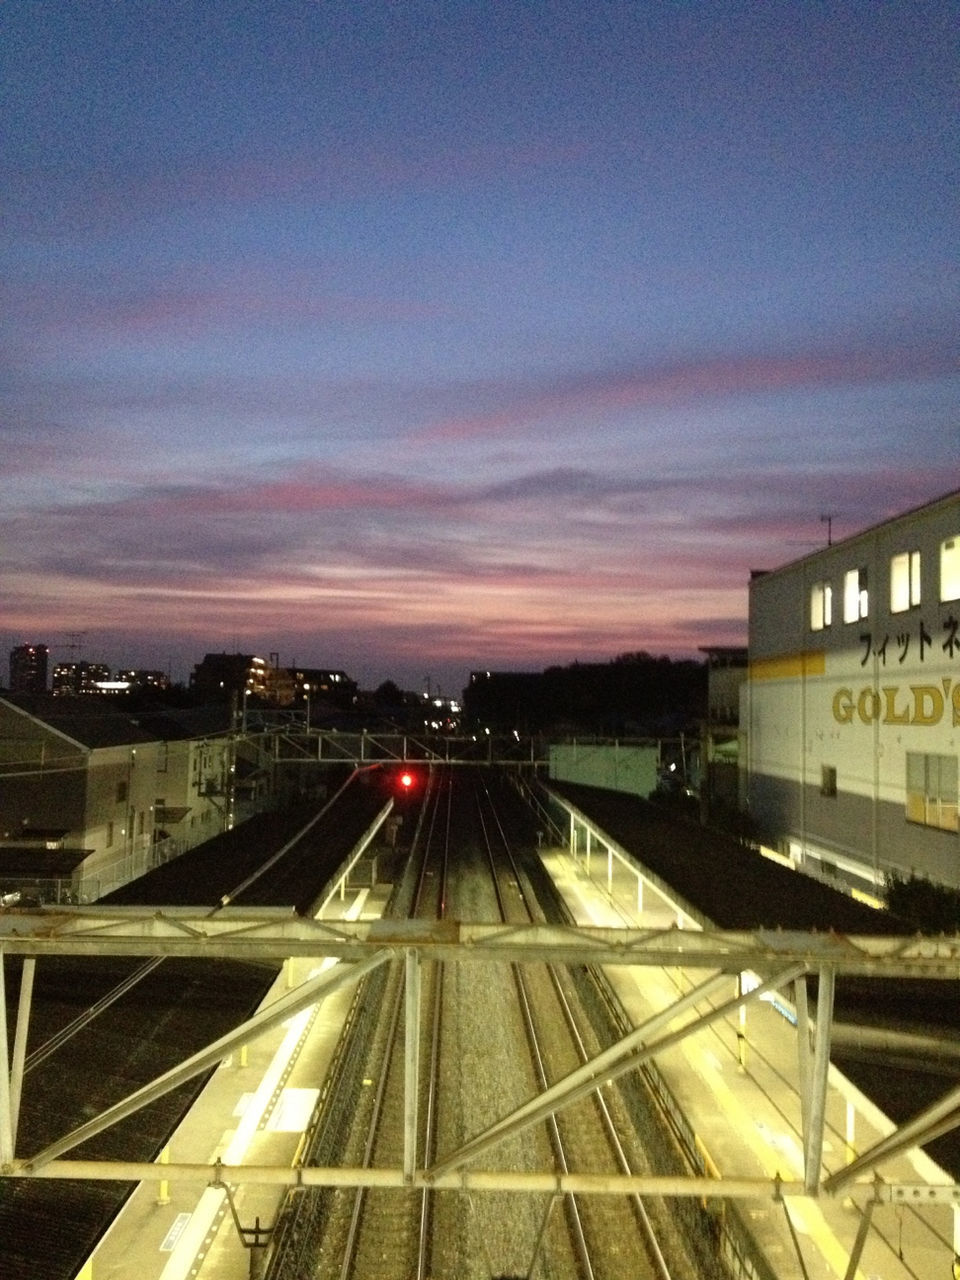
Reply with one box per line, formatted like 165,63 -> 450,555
88,831 -> 190,900
0,833 -> 189,906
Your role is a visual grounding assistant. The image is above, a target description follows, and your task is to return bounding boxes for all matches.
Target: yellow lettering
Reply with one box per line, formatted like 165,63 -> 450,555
910,685 -> 944,726
882,687 -> 910,725
953,684 -> 960,727
832,688 -> 854,724
857,688 -> 880,723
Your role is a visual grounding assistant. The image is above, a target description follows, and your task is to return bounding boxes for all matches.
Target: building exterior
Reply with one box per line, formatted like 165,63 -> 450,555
190,653 -> 270,703
0,696 -> 162,900
742,488 -> 960,893
0,697 -> 240,901
8,644 -> 49,694
289,666 -> 357,713
116,669 -> 171,694
52,661 -> 111,696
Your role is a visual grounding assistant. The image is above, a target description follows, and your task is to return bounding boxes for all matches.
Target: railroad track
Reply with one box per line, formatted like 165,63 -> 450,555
267,767 -> 706,1279
473,772 -> 675,1280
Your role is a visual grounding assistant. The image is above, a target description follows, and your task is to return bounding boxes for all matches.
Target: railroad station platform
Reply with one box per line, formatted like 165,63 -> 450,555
542,844 -> 956,1280
81,847 -> 958,1280
85,881 -> 395,1280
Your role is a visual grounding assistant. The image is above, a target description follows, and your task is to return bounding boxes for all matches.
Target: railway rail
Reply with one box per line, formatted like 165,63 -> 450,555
590,878 -> 955,1279
265,767 -> 713,1280
0,768 -> 400,1280
7,762 -> 954,1279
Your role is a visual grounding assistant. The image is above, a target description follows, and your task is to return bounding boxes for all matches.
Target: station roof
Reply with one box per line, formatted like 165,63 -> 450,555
0,846 -> 91,875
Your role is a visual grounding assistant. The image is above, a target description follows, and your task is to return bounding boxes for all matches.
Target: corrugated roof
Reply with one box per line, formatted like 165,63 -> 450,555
132,706 -> 234,741
1,695 -> 160,748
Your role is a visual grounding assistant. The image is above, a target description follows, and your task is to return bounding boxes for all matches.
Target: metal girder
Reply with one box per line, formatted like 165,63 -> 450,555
404,947 -> 421,1178
4,907 -> 960,1223
9,957 -> 34,1152
3,910 -> 960,979
0,958 -> 11,1164
19,950 -> 391,1172
803,964 -> 835,1194
259,728 -> 549,767
825,1078 -> 960,1195
427,964 -> 805,1181
0,1159 -> 903,1199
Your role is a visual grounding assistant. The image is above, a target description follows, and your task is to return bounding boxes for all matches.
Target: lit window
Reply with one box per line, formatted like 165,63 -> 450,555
942,536 -> 960,602
810,581 -> 832,630
843,567 -> 868,622
906,752 -> 958,833
890,550 -> 921,613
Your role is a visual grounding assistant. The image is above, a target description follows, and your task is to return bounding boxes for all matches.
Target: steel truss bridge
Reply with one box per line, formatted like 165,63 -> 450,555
246,723 -> 563,767
4,913 -> 960,1194
3,784 -> 960,1280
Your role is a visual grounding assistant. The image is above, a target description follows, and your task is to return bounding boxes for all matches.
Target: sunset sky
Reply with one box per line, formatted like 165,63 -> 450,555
3,1 -> 958,693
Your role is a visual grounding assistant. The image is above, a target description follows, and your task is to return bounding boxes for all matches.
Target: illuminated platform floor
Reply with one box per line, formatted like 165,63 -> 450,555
544,845 -> 955,1280
87,882 -> 391,1280
85,850 -> 956,1280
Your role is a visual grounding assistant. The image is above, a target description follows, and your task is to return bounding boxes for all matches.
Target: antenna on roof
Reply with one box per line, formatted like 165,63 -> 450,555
820,513 -> 836,546
64,631 -> 87,660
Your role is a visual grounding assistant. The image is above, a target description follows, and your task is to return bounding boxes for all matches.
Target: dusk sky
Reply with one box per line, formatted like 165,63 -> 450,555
3,1 -> 958,694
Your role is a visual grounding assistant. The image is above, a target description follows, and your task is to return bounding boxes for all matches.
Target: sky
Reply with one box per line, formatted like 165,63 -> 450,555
2,1 -> 958,694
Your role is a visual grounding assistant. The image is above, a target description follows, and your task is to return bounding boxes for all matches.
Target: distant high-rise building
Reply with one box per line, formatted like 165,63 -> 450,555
190,653 -> 269,702
52,661 -> 111,696
9,644 -> 49,693
118,669 -> 170,692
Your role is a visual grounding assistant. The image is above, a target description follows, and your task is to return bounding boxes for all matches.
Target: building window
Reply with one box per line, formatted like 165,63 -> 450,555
843,567 -> 868,623
905,752 -> 958,833
890,550 -> 921,613
810,581 -> 832,631
942,536 -> 960,603
106,821 -> 114,847
820,765 -> 837,797
117,780 -> 128,804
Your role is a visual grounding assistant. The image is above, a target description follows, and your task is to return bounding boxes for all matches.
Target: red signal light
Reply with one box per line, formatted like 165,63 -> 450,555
399,771 -> 414,790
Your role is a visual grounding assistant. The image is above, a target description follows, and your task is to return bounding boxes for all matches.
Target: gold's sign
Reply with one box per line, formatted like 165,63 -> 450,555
832,682 -> 959,726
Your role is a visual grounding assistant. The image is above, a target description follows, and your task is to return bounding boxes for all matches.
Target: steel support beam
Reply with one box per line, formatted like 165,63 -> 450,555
842,1195 -> 877,1280
25,951 -> 390,1171
9,956 -> 34,1151
0,954 -> 12,1164
404,947 -> 421,1179
804,964 -> 835,1193
795,973 -> 811,1142
7,1157 -> 957,1205
0,1158 -> 846,1197
825,1075 -> 960,1194
428,963 -> 805,1179
5,913 -> 960,979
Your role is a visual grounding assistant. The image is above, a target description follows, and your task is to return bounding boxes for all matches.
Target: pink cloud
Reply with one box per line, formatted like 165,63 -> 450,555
414,343 -> 959,443
5,272 -> 448,341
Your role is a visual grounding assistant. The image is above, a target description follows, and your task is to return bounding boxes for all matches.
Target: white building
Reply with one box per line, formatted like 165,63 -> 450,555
0,698 -> 239,901
742,488 -> 960,893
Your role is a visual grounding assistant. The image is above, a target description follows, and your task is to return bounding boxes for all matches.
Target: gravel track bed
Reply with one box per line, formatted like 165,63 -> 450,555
269,767 -> 731,1279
